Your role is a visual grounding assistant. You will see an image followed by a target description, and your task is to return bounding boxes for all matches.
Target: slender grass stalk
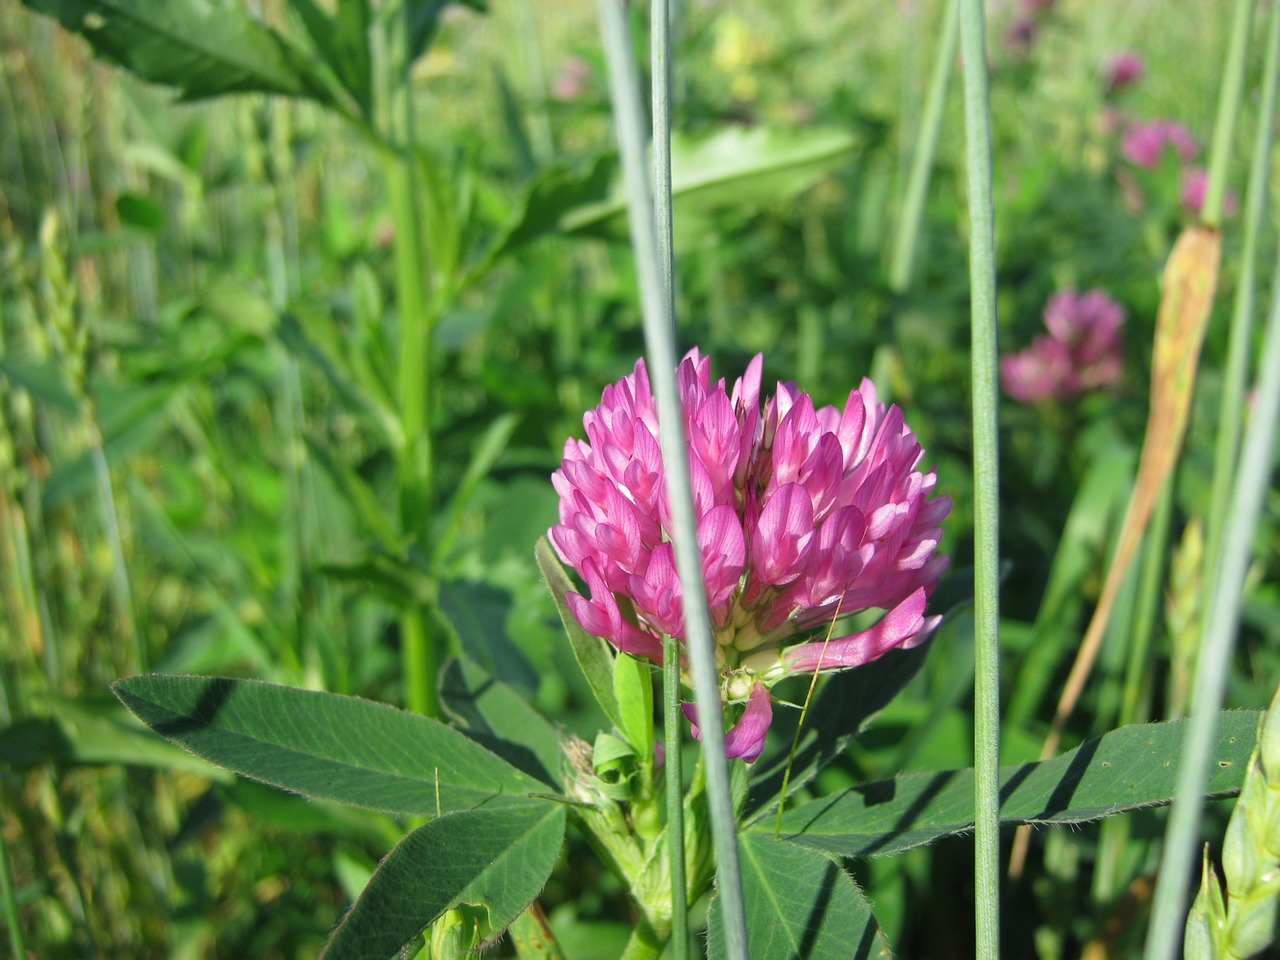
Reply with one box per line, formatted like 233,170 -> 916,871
662,634 -> 689,960
957,0 -> 1002,956
889,0 -> 959,294
1094,480 -> 1172,903
652,0 -> 676,340
1203,0 -> 1280,622
1142,233 -> 1280,960
0,815 -> 24,960
1145,7 -> 1280,954
1202,0 -> 1255,230
384,2 -> 439,717
1119,481 -> 1173,727
596,3 -> 747,959
651,6 -> 688,957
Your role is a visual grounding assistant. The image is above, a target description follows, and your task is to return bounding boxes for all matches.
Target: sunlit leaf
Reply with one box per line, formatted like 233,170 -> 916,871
321,799 -> 564,960
768,711 -> 1259,858
114,675 -> 549,817
706,834 -> 890,960
439,657 -> 563,790
22,0 -> 336,106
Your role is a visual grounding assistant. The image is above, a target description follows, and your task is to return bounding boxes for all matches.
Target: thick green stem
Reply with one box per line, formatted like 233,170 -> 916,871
619,916 -> 667,960
957,0 -> 1002,957
385,3 -> 439,717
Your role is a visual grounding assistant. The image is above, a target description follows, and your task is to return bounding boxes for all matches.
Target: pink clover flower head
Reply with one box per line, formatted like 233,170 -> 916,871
552,56 -> 591,102
551,351 -> 950,762
1001,288 -> 1126,402
1104,52 -> 1143,92
1000,335 -> 1076,403
1180,167 -> 1238,219
1121,120 -> 1197,169
1004,14 -> 1039,54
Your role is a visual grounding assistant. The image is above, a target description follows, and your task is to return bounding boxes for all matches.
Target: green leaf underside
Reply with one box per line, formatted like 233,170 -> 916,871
439,657 -> 564,790
22,0 -> 322,102
321,800 -> 566,960
114,675 -> 546,817
767,711 -> 1260,859
707,835 -> 890,960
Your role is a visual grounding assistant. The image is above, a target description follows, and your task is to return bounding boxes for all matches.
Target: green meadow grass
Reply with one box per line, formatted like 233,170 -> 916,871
1,0 -> 1277,957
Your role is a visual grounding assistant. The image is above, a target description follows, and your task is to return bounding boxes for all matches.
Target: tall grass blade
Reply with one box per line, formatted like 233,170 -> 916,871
890,0 -> 958,294
1145,4 -> 1280,955
957,0 -> 1002,955
595,2 -> 746,957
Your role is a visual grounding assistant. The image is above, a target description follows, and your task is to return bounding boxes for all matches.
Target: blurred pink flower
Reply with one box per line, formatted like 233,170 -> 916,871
1122,120 -> 1197,169
1105,52 -> 1144,92
552,56 -> 591,102
1180,167 -> 1238,219
1002,289 -> 1125,402
1000,336 -> 1076,403
551,351 -> 950,761
1004,14 -> 1039,53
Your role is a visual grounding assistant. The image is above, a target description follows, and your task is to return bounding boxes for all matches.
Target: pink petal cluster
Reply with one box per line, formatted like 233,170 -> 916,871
1121,120 -> 1197,170
552,56 -> 591,102
1001,289 -> 1125,403
551,351 -> 950,761
1104,52 -> 1144,93
1180,168 -> 1238,219
1004,0 -> 1057,55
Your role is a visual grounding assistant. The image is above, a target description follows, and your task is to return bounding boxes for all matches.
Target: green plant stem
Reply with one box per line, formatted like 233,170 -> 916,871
1119,480 -> 1172,727
1203,0 -> 1280,616
595,2 -> 747,959
651,11 -> 689,953
663,633 -> 690,960
620,916 -> 667,960
1142,238 -> 1280,960
889,0 -> 959,293
1202,0 -> 1254,228
652,0 -> 676,339
957,0 -> 1002,957
1094,480 -> 1172,904
385,3 -> 439,717
0,825 -> 24,960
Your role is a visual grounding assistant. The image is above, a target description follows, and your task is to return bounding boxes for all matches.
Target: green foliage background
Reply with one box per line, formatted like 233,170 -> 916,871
1,0 -> 1278,957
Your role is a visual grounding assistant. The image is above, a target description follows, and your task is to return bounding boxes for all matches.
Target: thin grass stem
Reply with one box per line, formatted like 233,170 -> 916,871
890,0 -> 959,294
0,813 -> 23,960
652,6 -> 689,956
1142,224 -> 1280,960
596,3 -> 746,958
1203,0 -> 1280,616
652,0 -> 676,340
1144,5 -> 1280,955
662,634 -> 689,960
957,0 -> 1002,956
1202,0 -> 1255,229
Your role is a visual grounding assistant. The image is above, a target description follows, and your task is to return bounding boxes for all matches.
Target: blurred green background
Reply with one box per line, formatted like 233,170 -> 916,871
1,0 -> 1277,956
